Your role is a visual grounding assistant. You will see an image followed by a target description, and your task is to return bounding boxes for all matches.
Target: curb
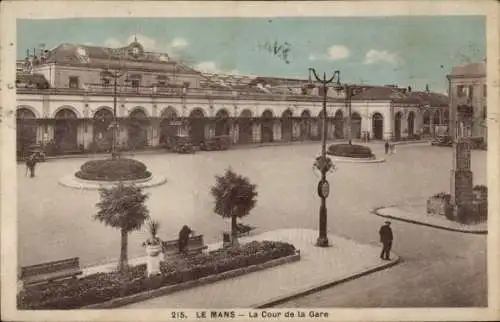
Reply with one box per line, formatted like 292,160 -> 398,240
83,251 -> 301,309
329,156 -> 386,164
253,256 -> 402,308
371,207 -> 487,235
58,174 -> 168,190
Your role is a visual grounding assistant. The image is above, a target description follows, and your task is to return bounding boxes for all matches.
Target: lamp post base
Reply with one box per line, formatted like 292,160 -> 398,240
316,236 -> 330,247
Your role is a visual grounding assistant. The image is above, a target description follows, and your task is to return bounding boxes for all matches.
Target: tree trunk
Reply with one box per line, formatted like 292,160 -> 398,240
231,214 -> 237,244
119,228 -> 129,273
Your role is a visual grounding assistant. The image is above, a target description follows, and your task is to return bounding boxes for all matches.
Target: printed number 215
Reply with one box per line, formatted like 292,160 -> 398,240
171,312 -> 186,319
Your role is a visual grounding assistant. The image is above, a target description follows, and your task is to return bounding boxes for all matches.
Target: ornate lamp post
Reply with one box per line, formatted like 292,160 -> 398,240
309,68 -> 341,247
101,68 -> 126,160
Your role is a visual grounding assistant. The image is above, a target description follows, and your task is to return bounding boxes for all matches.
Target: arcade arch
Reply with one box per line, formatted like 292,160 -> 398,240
189,108 -> 206,145
238,109 -> 253,144
261,109 -> 274,143
300,109 -> 312,140
351,112 -> 362,139
93,107 -> 114,152
160,106 -> 179,147
372,112 -> 384,140
281,109 -> 293,142
333,110 -> 344,139
394,111 -> 402,141
215,109 -> 230,136
54,108 -> 78,152
407,111 -> 415,137
16,108 -> 37,157
128,108 -> 148,149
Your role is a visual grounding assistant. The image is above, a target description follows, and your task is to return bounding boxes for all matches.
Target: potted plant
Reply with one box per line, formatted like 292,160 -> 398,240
143,220 -> 162,256
143,220 -> 162,276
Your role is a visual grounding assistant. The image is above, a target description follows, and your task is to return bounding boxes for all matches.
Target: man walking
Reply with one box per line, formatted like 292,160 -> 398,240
379,221 -> 393,260
384,141 -> 390,155
26,154 -> 37,178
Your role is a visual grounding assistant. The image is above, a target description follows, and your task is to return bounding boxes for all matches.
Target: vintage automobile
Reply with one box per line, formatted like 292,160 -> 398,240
431,135 -> 452,147
200,135 -> 230,151
172,135 -> 195,154
25,144 -> 46,162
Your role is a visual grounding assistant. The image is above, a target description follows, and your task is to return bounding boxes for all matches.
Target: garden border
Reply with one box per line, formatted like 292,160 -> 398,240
330,156 -> 386,163
83,250 -> 301,309
58,173 -> 167,190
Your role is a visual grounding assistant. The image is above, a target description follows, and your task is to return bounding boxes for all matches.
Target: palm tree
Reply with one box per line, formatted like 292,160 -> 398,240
94,183 -> 150,273
211,169 -> 258,244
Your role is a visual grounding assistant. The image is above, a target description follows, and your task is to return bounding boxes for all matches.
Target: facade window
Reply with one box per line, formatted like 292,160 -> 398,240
131,79 -> 140,88
456,85 -> 465,97
102,78 -> 110,87
483,84 -> 487,97
483,106 -> 487,120
468,85 -> 474,98
69,76 -> 79,89
158,81 -> 166,87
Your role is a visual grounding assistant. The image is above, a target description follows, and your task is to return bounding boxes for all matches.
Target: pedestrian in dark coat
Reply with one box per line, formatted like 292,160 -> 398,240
178,225 -> 193,253
26,155 -> 37,178
384,141 -> 390,154
379,221 -> 393,260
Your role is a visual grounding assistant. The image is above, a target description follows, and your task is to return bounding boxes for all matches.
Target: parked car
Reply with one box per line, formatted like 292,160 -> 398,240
172,135 -> 195,154
431,135 -> 452,147
200,135 -> 230,151
25,144 -> 46,162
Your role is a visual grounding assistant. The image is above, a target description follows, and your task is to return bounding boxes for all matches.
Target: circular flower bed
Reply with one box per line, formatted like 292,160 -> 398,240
327,144 -> 374,159
75,158 -> 151,181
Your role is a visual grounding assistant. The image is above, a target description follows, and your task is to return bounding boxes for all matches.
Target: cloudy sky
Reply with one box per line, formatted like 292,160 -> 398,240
17,16 -> 485,93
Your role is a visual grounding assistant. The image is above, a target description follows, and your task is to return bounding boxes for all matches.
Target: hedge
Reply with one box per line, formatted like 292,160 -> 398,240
18,241 -> 296,310
327,144 -> 374,159
75,158 -> 151,181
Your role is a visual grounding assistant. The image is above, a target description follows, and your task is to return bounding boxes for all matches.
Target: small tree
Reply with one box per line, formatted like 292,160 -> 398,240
94,183 -> 150,273
211,169 -> 258,243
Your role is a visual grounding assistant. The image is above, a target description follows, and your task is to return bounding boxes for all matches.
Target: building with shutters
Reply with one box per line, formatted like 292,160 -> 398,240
447,60 -> 487,144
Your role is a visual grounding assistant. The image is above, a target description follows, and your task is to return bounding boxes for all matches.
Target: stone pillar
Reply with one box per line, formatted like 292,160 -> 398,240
36,124 -> 45,144
292,120 -> 301,140
273,121 -> 282,141
77,121 -> 85,147
118,122 -> 128,147
232,123 -> 239,144
82,120 -> 93,149
311,121 -> 318,139
205,123 -> 214,140
450,140 -> 473,222
328,120 -> 335,140
149,120 -> 161,147
252,122 -> 261,143
384,112 -> 393,141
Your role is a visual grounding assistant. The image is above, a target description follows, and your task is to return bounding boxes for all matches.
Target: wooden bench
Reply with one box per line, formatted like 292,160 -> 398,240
235,223 -> 256,237
20,257 -> 82,286
162,235 -> 208,256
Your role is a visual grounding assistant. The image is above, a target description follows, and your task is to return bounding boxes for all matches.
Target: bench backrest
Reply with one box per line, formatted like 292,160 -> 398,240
21,257 -> 80,278
162,235 -> 204,251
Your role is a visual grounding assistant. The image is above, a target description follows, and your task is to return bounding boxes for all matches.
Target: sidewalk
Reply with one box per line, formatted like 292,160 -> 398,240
116,228 -> 400,308
373,206 -> 487,234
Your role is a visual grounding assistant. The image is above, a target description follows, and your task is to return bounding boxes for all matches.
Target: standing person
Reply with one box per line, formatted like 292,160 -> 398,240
178,225 -> 193,253
379,221 -> 393,260
384,141 -> 389,155
26,154 -> 37,178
